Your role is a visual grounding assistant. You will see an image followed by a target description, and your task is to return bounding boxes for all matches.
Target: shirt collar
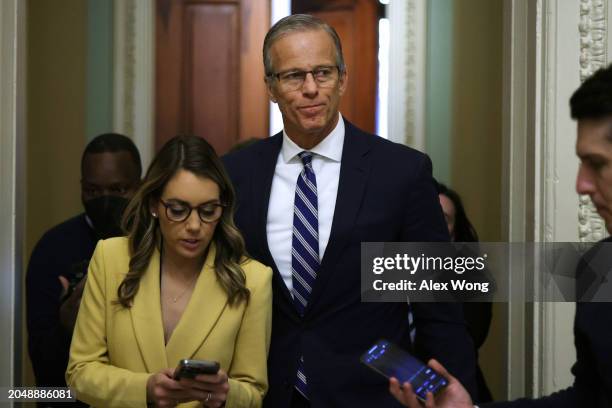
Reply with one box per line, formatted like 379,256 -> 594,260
281,113 -> 345,163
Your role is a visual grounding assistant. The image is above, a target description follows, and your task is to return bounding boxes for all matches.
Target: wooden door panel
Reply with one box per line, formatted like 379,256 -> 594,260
186,3 -> 239,154
156,0 -> 184,146
239,1 -> 270,140
156,0 -> 269,155
293,0 -> 379,134
316,10 -> 355,121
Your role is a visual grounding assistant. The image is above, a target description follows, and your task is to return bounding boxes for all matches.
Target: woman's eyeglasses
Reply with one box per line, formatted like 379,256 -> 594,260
159,199 -> 225,223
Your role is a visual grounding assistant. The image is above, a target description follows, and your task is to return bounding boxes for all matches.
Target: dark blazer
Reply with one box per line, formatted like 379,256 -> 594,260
26,214 -> 95,408
223,119 -> 477,407
487,239 -> 612,408
486,303 -> 612,408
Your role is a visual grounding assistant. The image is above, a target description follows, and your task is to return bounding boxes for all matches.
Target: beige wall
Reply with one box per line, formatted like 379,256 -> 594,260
450,0 -> 504,400
451,0 -> 503,242
24,0 -> 87,389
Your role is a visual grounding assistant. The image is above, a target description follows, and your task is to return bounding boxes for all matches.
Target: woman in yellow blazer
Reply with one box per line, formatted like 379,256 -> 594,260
66,136 -> 272,408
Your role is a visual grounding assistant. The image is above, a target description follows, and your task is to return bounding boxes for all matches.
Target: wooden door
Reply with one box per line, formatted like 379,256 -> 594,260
293,0 -> 380,134
156,0 -> 270,155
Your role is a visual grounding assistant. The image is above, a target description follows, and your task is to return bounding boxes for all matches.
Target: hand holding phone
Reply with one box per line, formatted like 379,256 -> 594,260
173,359 -> 220,380
389,359 -> 474,408
173,360 -> 229,406
361,339 -> 449,401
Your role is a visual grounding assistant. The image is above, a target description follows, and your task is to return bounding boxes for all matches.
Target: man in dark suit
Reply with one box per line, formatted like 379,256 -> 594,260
26,133 -> 141,407
223,14 -> 477,408
391,65 -> 612,408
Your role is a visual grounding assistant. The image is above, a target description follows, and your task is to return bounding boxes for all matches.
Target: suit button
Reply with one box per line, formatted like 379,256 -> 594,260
283,379 -> 291,389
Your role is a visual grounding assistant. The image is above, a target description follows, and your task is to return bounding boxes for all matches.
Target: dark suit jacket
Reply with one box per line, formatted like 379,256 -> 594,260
487,239 -> 612,408
223,119 -> 477,407
26,213 -> 94,408
486,303 -> 612,408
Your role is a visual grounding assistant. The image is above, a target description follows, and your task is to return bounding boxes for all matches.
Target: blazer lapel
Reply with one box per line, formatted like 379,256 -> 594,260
165,244 -> 229,366
306,121 -> 372,313
130,248 -> 168,372
251,135 -> 296,309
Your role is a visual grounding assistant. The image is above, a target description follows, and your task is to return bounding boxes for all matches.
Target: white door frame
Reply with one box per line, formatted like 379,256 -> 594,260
113,0 -> 155,169
387,0 -> 428,150
0,0 -> 26,399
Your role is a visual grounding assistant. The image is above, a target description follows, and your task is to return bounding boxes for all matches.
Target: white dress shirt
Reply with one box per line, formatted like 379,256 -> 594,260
267,114 -> 345,292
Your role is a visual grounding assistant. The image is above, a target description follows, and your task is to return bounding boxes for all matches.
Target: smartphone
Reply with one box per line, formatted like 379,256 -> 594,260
173,359 -> 220,380
360,339 -> 448,401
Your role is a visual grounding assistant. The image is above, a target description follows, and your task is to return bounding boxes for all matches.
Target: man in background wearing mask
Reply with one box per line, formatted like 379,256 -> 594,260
26,133 -> 141,407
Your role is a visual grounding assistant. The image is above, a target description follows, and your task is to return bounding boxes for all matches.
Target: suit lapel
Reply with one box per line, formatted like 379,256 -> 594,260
306,121 -> 372,314
165,244 -> 228,365
130,248 -> 168,372
251,135 -> 296,310
251,135 -> 281,268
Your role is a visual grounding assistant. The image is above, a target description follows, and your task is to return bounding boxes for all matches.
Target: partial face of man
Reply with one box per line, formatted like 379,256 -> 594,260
576,117 -> 612,232
267,29 -> 347,149
81,151 -> 140,202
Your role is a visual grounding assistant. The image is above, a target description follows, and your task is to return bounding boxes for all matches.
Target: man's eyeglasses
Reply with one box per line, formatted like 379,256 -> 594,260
160,199 -> 225,223
272,65 -> 340,92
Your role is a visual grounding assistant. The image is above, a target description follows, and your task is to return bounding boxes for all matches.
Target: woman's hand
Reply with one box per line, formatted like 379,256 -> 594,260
147,368 -> 194,407
179,369 -> 230,408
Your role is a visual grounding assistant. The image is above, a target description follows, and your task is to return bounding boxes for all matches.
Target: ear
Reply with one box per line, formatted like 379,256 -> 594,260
338,67 -> 348,96
149,198 -> 159,218
265,77 -> 278,103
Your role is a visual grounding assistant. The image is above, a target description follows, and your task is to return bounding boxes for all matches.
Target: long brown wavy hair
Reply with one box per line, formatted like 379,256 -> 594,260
117,135 -> 249,307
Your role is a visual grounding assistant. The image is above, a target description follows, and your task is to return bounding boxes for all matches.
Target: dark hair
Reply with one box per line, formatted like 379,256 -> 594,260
81,133 -> 142,177
570,63 -> 612,121
263,14 -> 346,79
117,135 -> 249,307
437,183 -> 479,242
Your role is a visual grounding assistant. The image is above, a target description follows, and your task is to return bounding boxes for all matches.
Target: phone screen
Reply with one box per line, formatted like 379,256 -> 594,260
361,339 -> 448,400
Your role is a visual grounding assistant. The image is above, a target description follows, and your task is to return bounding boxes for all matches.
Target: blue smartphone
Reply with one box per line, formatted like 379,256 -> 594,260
360,339 -> 449,401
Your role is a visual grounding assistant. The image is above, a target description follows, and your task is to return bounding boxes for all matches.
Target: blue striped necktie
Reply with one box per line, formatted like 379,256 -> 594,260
292,151 -> 319,399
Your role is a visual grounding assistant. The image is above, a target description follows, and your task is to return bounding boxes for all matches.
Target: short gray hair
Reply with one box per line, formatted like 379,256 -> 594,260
263,14 -> 346,79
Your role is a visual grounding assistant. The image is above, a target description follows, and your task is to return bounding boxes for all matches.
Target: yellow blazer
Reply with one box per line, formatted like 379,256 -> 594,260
66,237 -> 272,408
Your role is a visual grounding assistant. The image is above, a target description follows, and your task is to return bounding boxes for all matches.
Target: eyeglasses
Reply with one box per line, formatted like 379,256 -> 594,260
272,65 -> 340,92
160,199 -> 225,223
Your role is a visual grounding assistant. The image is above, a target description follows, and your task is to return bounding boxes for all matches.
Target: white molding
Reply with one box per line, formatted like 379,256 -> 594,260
578,0 -> 608,242
534,0 -> 583,397
533,1 -> 609,398
114,0 -> 155,170
609,0 -> 612,58
502,0 -> 533,399
270,0 -> 291,136
502,0 -> 578,398
0,0 -> 25,396
388,0 -> 426,150
504,0 -> 588,398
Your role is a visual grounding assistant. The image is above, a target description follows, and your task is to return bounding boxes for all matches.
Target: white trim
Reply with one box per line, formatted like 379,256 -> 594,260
578,0 -> 609,242
269,0 -> 292,136
502,0 -> 533,398
114,0 -> 155,170
388,0 -> 427,150
0,0 -> 25,396
608,0 -> 612,60
533,0 -> 582,397
504,0 -> 586,398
